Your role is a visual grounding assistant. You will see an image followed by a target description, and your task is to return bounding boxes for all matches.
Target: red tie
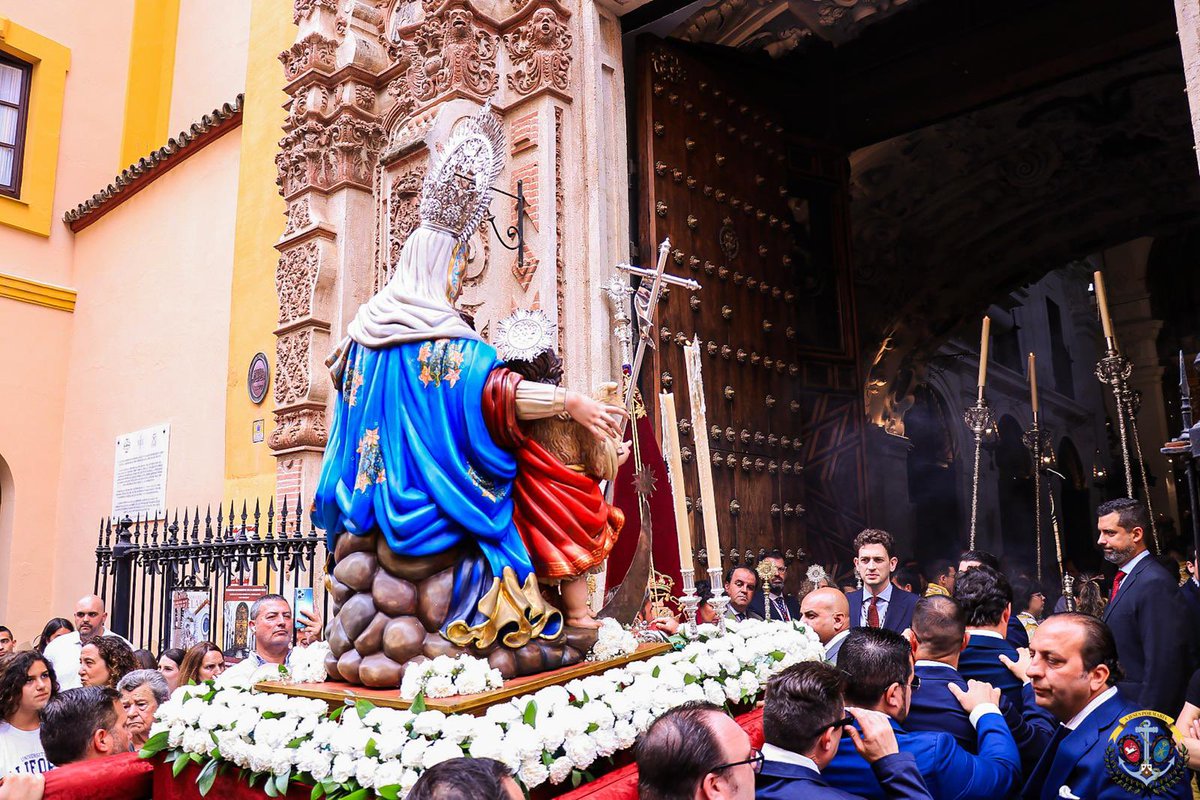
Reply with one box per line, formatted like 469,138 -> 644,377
867,596 -> 880,628
1111,570 -> 1126,601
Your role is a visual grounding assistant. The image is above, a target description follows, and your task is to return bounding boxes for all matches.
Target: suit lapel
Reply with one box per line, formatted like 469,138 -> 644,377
1043,695 -> 1123,796
1103,557 -> 1149,621
849,590 -> 862,627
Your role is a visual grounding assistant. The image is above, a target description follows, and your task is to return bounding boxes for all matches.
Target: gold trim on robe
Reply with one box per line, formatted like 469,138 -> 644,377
444,567 -> 563,649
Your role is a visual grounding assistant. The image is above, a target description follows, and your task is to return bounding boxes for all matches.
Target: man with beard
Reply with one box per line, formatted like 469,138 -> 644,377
723,566 -> 763,622
748,551 -> 800,622
1095,498 -> 1193,714
42,597 -> 132,691
218,594 -> 322,683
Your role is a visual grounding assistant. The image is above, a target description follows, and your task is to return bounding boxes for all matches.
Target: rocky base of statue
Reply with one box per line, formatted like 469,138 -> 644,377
324,532 -> 601,688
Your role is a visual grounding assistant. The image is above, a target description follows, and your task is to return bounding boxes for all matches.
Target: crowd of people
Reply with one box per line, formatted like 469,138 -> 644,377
0,496 -> 1197,799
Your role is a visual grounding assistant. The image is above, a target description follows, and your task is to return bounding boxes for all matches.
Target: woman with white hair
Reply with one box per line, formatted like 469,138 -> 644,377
115,669 -> 169,749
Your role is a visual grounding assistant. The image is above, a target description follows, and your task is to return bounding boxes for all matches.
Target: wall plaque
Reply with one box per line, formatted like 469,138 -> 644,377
112,424 -> 170,520
248,352 -> 270,404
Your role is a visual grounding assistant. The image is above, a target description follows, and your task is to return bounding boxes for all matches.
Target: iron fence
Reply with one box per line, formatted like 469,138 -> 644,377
93,497 -> 328,656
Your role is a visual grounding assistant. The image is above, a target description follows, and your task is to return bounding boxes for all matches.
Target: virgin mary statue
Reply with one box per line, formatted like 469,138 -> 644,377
312,105 -> 625,652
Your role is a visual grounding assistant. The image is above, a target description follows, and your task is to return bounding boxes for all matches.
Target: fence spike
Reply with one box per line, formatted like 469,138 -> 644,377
266,497 -> 275,540
205,505 -> 214,543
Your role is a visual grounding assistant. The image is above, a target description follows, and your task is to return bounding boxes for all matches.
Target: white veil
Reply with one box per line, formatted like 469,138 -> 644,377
348,225 -> 479,348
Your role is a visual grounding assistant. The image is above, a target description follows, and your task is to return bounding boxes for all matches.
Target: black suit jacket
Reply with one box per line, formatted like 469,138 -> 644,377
1101,552 -> 1194,714
757,753 -> 932,800
748,591 -> 800,622
847,586 -> 918,633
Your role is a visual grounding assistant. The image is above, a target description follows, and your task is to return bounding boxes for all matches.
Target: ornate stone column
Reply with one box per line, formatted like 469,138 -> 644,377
270,0 -> 630,498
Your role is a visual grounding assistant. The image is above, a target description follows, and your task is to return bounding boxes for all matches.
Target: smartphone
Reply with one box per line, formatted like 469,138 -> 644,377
294,587 -> 314,630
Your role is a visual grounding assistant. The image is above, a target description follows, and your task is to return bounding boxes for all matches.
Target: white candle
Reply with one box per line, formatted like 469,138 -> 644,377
1093,270 -> 1115,342
977,316 -> 991,401
659,392 -> 693,571
683,338 -> 722,572
1028,352 -> 1039,417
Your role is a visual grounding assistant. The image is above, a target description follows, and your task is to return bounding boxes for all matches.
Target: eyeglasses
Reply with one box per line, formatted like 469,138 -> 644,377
905,675 -> 921,692
710,748 -> 764,775
816,714 -> 856,735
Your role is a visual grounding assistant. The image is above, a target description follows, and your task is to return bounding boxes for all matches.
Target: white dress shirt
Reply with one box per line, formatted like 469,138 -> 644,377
859,581 -> 894,626
1064,686 -> 1118,730
825,629 -> 850,659
43,630 -> 134,691
762,742 -> 821,773
1116,550 -> 1151,579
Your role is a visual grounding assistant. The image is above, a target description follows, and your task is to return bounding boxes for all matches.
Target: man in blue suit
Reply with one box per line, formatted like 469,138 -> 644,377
905,595 -> 1056,773
847,530 -> 918,633
756,661 -> 932,799
957,550 -> 1029,648
955,565 -> 1027,712
821,628 -> 1020,800
1097,498 -> 1195,714
1021,612 -> 1191,799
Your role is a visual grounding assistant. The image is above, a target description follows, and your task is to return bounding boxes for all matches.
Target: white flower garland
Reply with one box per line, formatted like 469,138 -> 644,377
143,619 -> 823,800
586,618 -> 639,662
399,655 -> 505,700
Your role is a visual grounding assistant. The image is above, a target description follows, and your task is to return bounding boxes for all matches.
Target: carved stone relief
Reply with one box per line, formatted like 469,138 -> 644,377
277,242 -> 320,325
503,7 -> 572,97
275,329 -> 314,407
393,4 -> 499,105
279,32 -> 338,81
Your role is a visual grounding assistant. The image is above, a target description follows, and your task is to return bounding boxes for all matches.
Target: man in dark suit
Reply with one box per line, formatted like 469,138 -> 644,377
1097,498 -> 1194,714
955,565 -> 1027,712
636,700 -> 758,800
724,565 -> 764,622
799,587 -> 851,663
846,530 -> 918,633
820,628 -> 1020,800
747,550 -> 800,622
756,661 -> 932,799
905,595 -> 1056,773
1021,612 -> 1191,799
956,550 -> 1028,648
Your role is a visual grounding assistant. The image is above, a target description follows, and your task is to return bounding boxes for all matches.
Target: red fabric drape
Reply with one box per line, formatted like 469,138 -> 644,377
42,752 -> 153,800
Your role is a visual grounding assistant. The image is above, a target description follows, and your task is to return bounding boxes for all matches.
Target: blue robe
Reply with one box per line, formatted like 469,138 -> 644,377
312,337 -> 560,642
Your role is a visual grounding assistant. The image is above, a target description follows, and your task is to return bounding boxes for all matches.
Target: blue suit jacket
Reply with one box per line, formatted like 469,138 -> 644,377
1006,615 -> 1029,648
959,633 -> 1025,711
907,662 -> 1056,773
847,587 -> 918,633
823,714 -> 1019,800
1102,554 -> 1195,714
1021,692 -> 1191,800
756,753 -> 931,800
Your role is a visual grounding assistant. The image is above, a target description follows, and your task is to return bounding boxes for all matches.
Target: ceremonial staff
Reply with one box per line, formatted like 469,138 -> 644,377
1022,352 -> 1051,583
964,316 -> 995,550
1162,352 -> 1200,581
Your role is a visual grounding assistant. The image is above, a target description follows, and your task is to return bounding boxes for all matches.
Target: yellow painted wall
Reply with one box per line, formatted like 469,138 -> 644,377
118,0 -> 180,168
222,0 -> 293,501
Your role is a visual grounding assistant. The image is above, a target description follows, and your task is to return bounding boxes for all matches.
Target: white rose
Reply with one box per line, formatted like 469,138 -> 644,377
400,768 -> 422,792
425,674 -> 456,698
441,714 -> 478,745
401,737 -> 430,767
247,743 -> 274,774
548,756 -> 574,785
422,738 -> 466,769
614,720 -> 638,749
270,747 -> 295,777
355,757 -> 380,788
518,757 -> 550,789
374,761 -> 404,792
181,728 -> 211,757
295,743 -> 332,782
592,728 -> 619,758
411,710 -> 447,737
702,679 -> 726,706
330,753 -> 356,783
484,702 -> 521,726
564,734 -> 598,770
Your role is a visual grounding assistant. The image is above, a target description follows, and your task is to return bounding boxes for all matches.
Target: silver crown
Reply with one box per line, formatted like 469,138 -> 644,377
419,102 -> 506,242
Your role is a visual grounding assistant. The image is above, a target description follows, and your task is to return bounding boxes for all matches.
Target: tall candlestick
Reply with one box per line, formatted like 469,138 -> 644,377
659,392 -> 693,570
1093,270 -> 1115,343
683,337 -> 722,573
1028,352 -> 1039,418
977,316 -> 991,401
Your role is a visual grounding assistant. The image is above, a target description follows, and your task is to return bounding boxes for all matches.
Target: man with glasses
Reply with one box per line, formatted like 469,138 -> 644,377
757,661 -> 932,799
822,628 -> 1020,800
635,701 -> 758,800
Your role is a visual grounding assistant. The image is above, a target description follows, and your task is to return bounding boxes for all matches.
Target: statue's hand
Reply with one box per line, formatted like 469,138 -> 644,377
566,391 -> 628,440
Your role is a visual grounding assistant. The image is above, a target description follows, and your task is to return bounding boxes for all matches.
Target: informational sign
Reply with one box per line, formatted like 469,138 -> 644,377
247,353 -> 269,404
170,591 -> 211,650
112,424 -> 170,520
222,582 -> 267,661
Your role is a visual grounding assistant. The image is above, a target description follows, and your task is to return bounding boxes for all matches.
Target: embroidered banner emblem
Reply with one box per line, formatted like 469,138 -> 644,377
1104,710 -> 1187,795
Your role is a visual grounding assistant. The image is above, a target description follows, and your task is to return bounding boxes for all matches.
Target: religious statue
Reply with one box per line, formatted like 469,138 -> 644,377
312,104 -> 627,687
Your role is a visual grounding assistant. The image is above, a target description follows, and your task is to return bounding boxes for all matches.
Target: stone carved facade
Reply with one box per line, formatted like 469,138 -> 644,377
504,8 -> 572,96
277,242 -> 319,325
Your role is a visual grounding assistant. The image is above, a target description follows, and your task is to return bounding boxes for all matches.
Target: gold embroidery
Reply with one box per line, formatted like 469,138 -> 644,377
444,567 -> 563,649
468,465 -> 501,502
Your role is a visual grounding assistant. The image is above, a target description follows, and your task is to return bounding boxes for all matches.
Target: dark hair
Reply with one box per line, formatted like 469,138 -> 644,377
911,596 -> 965,658
83,637 -> 137,689
499,350 -> 563,386
0,626 -> 12,641
34,619 -> 73,654
839,628 -> 911,707
763,662 -> 845,753
636,701 -> 726,800
953,565 -> 1012,626
249,594 -> 289,621
0,652 -> 58,719
926,559 -> 955,582
1074,574 -> 1107,618
893,566 -> 921,593
178,642 -> 223,686
132,649 -> 156,671
724,565 -> 757,589
1011,575 -> 1041,614
408,757 -> 513,799
39,686 -> 121,766
158,648 -> 185,667
1055,613 -> 1125,685
853,529 -> 895,558
958,550 -> 1000,571
1097,498 -> 1151,539
695,580 -> 713,604
766,549 -> 786,562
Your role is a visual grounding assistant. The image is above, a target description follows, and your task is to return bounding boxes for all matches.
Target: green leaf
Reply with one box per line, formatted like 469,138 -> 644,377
542,752 -> 554,766
523,699 -> 538,726
365,738 -> 379,758
140,730 -> 170,757
652,665 -> 661,678
310,783 -> 326,800
164,752 -> 179,764
586,723 -> 599,733
343,790 -> 368,800
355,698 -> 375,719
321,780 -> 341,795
264,775 -> 279,798
196,759 -> 219,796
410,691 -> 427,714
771,651 -> 785,662
330,705 -> 345,720
263,711 -> 283,720
683,673 -> 698,685
275,770 -> 292,795
376,786 -> 401,800
571,770 -> 583,788
172,754 -> 190,778
288,737 -> 306,749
